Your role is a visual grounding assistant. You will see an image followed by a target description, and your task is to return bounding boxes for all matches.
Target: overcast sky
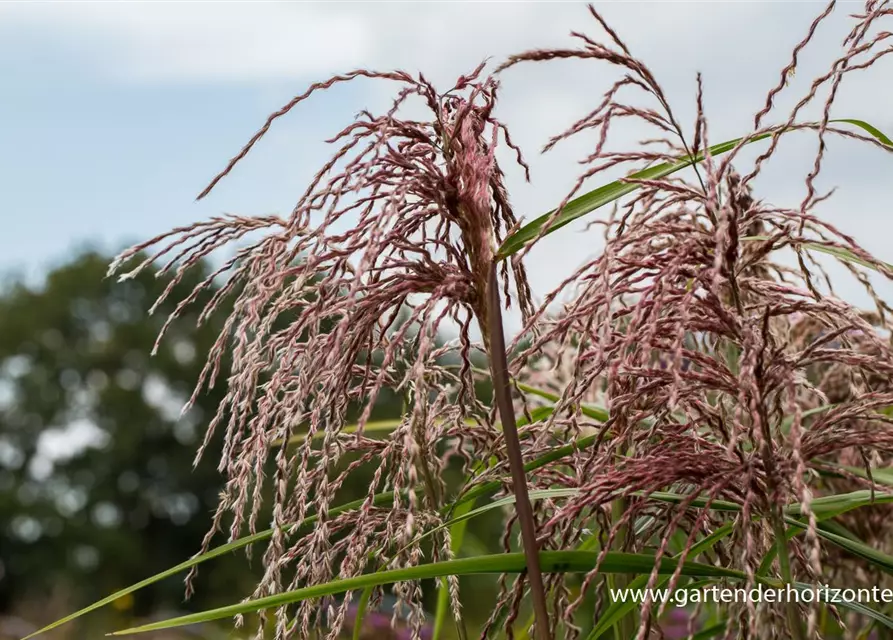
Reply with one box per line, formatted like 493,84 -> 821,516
1,1 -> 891,330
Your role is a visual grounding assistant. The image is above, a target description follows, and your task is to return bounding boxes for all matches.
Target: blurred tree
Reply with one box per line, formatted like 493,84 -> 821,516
0,250 -> 518,637
0,250 -> 258,630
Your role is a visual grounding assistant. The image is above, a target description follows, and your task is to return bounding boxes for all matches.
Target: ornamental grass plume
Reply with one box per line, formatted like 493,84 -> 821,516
478,1 -> 893,638
110,66 -> 540,639
102,1 -> 893,640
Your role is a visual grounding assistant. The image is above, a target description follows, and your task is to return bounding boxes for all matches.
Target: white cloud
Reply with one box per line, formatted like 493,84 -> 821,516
0,2 -> 802,84
0,2 -> 371,81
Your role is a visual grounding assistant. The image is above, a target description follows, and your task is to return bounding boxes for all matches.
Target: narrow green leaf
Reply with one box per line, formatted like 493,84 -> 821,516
779,404 -> 836,433
791,583 -> 893,630
513,381 -> 609,422
802,522 -> 893,575
280,417 -> 480,447
832,464 -> 893,488
801,243 -> 893,273
456,475 -> 886,531
691,622 -> 728,640
432,498 -> 475,640
586,524 -> 734,640
473,435 -> 597,495
452,432 -> 602,514
352,587 -> 373,640
21,492 -> 396,640
787,489 -> 893,520
471,367 -> 610,422
442,487 -> 742,560
833,118 -> 893,147
516,405 -> 557,428
413,489 -> 580,552
813,518 -> 862,542
498,119 -> 892,259
109,552 -> 751,636
283,419 -> 405,446
646,488 -> 893,520
742,237 -> 893,274
20,531 -> 267,640
497,132 -> 774,258
643,491 -> 742,513
517,523 -> 606,640
758,492 -> 893,576
758,513 -> 893,578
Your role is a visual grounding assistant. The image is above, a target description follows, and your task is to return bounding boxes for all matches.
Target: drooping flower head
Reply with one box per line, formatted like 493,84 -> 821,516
470,2 -> 893,637
110,64 -> 533,638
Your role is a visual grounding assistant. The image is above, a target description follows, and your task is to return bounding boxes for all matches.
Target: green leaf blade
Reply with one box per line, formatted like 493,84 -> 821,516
498,119 -> 891,259
109,551 -> 748,636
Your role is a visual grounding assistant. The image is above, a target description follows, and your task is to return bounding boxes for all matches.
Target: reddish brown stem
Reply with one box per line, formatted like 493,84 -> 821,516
486,262 -> 551,640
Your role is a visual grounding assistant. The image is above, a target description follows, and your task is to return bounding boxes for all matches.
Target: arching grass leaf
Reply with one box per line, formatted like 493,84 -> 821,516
586,524 -> 735,640
432,498 -> 475,640
741,238 -> 893,274
109,551 -> 751,636
497,119 -> 892,258
792,582 -> 893,630
20,492 -> 396,640
351,587 -> 373,640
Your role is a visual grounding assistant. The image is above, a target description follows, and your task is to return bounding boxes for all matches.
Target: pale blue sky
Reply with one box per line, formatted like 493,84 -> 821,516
1,1 -> 891,311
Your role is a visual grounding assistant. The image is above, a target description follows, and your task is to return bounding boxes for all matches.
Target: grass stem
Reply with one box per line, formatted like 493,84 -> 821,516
486,261 -> 551,640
